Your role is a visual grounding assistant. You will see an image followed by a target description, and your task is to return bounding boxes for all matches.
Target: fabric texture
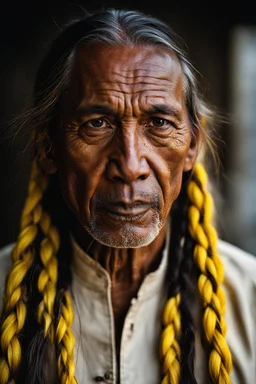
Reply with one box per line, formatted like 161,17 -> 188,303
0,237 -> 255,384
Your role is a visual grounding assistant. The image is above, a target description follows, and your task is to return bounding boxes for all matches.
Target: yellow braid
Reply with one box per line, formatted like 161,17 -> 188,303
25,162 -> 77,381
0,161 -> 77,382
28,162 -> 76,381
160,293 -> 181,384
37,211 -> 59,341
187,163 -> 232,383
56,291 -> 77,384
0,162 -> 47,384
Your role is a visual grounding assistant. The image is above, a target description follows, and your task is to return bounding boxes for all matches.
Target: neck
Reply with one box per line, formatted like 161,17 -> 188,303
72,221 -> 167,287
71,218 -> 168,346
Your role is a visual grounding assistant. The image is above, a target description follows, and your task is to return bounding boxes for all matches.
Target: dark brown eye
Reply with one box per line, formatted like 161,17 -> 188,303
147,118 -> 173,129
152,118 -> 165,127
89,118 -> 105,128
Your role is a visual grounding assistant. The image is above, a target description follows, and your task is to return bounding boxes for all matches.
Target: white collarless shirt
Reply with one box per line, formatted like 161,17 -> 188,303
70,233 -> 169,384
0,237 -> 256,383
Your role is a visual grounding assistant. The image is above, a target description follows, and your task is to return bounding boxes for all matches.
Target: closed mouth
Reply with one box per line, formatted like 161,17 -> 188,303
104,203 -> 154,222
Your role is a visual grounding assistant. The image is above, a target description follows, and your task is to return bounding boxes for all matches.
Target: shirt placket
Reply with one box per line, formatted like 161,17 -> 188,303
72,265 -> 117,384
90,273 -> 117,384
119,296 -> 139,384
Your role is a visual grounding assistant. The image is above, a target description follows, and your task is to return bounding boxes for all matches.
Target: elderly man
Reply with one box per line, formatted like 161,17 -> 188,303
0,8 -> 255,384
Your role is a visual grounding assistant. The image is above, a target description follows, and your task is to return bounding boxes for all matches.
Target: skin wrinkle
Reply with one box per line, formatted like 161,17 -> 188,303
56,43 -> 197,259
46,43 -> 200,346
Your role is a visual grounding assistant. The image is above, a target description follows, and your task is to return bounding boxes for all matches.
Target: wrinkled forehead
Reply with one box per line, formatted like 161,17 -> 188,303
70,42 -> 184,88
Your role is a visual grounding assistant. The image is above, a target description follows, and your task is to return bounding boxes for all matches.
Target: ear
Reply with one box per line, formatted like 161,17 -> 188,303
183,126 -> 201,171
36,134 -> 58,174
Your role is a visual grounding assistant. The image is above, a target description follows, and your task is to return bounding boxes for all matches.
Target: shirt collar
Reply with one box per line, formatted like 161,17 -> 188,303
71,218 -> 170,298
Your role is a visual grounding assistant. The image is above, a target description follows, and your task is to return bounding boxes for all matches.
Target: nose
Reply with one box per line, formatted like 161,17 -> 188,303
107,127 -> 150,183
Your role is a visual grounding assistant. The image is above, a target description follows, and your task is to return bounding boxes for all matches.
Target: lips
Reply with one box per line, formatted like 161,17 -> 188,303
104,202 -> 155,221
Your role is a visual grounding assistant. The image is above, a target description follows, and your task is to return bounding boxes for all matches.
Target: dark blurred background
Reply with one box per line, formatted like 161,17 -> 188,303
1,0 -> 256,254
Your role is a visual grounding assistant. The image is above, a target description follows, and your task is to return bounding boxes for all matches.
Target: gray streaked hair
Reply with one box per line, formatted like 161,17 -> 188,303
16,8 -> 216,163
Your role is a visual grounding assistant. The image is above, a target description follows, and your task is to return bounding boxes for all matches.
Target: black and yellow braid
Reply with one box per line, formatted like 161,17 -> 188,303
0,163 -> 77,384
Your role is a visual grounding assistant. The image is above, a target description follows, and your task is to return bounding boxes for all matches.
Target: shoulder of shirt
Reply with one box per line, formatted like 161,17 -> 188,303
218,239 -> 256,284
0,243 -> 15,312
0,243 -> 14,284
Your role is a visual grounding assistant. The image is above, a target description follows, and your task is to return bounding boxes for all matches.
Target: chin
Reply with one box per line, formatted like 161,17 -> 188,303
86,218 -> 163,248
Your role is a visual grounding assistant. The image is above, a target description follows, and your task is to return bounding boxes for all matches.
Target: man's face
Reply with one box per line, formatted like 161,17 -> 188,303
52,44 -> 198,248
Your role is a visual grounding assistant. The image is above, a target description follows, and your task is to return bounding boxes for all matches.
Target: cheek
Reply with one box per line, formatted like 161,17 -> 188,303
55,138 -> 107,220
161,166 -> 184,217
153,143 -> 189,215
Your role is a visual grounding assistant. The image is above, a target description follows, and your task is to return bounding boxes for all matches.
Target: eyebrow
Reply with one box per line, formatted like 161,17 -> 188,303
144,104 -> 182,119
74,104 -> 116,118
74,103 -> 182,120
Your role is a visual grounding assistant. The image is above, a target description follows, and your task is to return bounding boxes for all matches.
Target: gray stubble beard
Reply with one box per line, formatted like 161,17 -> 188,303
86,210 -> 163,248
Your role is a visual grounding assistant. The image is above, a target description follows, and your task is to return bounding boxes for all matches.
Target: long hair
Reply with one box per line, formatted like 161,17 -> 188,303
0,8 -> 232,384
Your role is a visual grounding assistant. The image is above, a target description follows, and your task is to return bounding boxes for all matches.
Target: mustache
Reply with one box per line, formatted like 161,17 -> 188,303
92,191 -> 160,209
